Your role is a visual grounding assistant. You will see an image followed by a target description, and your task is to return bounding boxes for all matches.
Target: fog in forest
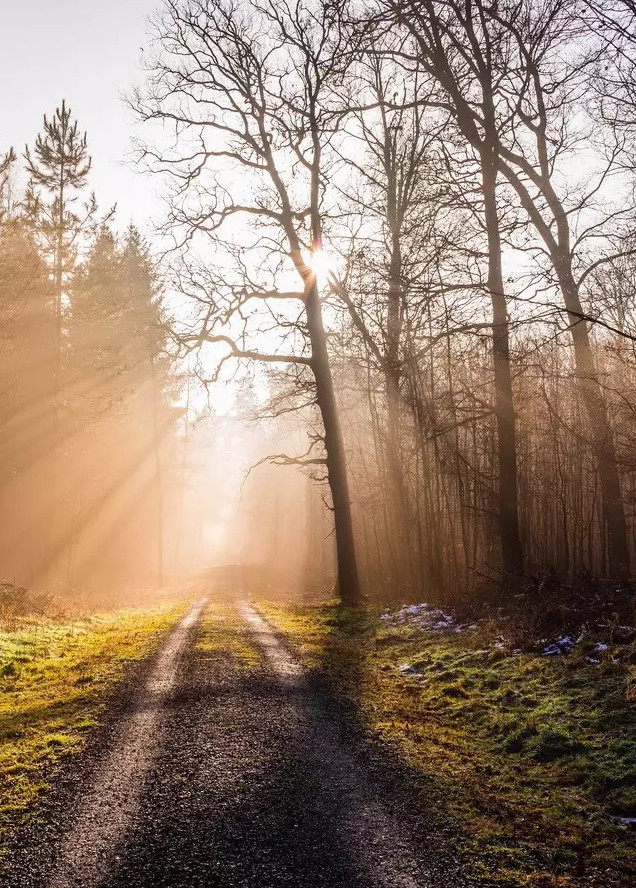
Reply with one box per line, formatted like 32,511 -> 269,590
4,0 -> 636,608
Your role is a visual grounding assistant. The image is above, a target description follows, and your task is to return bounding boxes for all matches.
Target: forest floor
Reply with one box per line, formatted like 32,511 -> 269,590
258,599 -> 636,888
1,592 -> 633,887
2,596 -> 475,888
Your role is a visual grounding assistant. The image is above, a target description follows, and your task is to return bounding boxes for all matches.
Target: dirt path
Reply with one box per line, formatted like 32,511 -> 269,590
5,599 -> 474,888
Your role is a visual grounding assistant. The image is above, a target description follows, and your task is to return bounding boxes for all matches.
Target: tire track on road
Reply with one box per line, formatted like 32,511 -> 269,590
239,601 -> 472,888
46,597 -> 207,888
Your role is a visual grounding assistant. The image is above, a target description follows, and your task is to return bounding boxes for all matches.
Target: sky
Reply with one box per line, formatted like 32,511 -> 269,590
0,0 -> 162,232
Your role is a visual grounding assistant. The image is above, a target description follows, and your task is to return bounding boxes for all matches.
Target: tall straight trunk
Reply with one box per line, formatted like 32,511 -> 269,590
385,247 -> 414,593
482,157 -> 523,574
53,171 -> 65,425
40,179 -> 66,589
367,380 -> 398,590
306,279 -> 360,606
173,362 -> 192,571
54,234 -> 63,385
301,107 -> 361,606
557,264 -> 629,578
150,355 -> 165,589
504,147 -> 630,576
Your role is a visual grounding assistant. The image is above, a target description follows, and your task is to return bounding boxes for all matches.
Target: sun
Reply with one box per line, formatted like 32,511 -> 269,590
309,249 -> 338,281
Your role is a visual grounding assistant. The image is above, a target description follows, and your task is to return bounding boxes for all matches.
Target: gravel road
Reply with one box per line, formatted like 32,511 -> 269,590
4,599 -> 474,888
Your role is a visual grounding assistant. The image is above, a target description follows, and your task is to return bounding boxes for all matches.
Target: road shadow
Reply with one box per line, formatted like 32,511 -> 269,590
106,607 -> 473,888
302,604 -> 476,878
107,644 -> 381,887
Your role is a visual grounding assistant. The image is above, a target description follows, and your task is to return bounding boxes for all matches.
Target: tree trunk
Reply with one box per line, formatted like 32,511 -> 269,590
385,246 -> 415,594
557,264 -> 629,578
150,355 -> 165,589
306,278 -> 361,606
54,173 -> 64,423
494,97 -> 631,578
482,157 -> 523,574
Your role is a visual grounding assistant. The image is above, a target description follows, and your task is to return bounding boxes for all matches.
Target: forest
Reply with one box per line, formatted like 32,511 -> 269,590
5,0 -> 636,609
1,2 -> 636,887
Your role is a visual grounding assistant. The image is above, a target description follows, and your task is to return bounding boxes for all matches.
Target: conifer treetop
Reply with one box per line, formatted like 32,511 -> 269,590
24,100 -> 91,196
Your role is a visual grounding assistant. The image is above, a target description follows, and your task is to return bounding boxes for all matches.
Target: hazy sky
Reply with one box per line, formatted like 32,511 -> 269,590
0,0 -> 162,231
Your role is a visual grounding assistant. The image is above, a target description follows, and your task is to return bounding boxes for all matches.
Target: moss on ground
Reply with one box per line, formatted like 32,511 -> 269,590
196,605 -> 262,668
258,600 -> 636,888
0,601 -> 186,857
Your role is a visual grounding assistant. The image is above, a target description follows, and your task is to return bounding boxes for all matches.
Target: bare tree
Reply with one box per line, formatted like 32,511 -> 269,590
483,0 -> 633,578
134,0 -> 361,603
372,0 -> 524,574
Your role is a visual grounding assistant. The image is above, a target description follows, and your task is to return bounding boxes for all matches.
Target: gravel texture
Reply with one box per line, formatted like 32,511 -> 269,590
4,599 -> 475,888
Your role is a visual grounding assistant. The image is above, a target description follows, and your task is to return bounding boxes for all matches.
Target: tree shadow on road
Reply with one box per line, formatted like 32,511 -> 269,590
303,603 -> 476,882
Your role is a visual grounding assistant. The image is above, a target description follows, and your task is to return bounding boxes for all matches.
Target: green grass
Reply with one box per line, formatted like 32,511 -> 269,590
196,604 -> 262,668
0,600 -> 187,857
258,600 -> 636,888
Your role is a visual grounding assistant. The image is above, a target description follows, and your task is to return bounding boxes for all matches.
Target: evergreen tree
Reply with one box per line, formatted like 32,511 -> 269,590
66,225 -> 174,588
24,101 -> 96,397
119,225 -> 171,588
0,148 -> 17,226
0,145 -> 52,471
69,225 -> 168,417
69,226 -> 126,419
0,159 -> 54,584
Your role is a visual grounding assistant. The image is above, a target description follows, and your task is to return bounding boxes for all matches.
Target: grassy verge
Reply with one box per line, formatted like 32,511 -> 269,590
258,600 -> 636,888
0,600 -> 187,856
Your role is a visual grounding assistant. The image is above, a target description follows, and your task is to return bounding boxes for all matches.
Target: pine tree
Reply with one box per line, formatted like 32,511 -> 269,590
0,145 -> 52,474
66,225 -> 174,588
69,226 -> 125,418
0,159 -> 53,584
119,225 -> 170,587
24,101 -> 95,397
119,225 -> 164,367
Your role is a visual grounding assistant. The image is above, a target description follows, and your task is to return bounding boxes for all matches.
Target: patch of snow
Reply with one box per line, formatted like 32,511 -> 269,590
380,602 -> 466,634
398,662 -> 421,677
543,644 -> 563,656
542,636 -> 575,656
432,620 -> 452,630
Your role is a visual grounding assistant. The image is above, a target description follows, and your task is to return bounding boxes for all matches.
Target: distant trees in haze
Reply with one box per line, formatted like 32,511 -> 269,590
0,105 -> 179,594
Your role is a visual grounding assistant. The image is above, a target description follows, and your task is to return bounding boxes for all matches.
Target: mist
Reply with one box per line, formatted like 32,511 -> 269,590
3,0 -> 636,612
